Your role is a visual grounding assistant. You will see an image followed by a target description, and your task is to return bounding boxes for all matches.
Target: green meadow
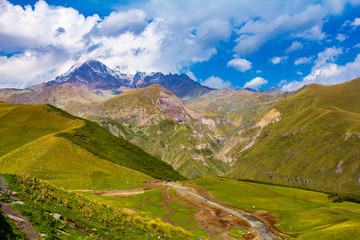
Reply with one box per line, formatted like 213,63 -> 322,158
194,177 -> 360,239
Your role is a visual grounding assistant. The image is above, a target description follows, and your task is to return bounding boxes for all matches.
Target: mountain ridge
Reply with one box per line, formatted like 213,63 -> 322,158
228,77 -> 360,193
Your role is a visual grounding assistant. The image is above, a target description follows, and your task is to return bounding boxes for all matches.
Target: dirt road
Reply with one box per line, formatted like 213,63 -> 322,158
0,176 -> 40,240
167,182 -> 278,240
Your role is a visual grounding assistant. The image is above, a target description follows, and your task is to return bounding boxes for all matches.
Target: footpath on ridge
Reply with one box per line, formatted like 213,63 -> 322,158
0,176 -> 40,240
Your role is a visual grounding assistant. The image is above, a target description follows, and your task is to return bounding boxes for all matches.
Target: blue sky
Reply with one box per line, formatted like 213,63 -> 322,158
1,0 -> 360,91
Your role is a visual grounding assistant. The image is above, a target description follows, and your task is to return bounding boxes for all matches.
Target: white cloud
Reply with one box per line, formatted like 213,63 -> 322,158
294,25 -> 325,40
0,0 -> 359,88
282,48 -> 360,91
295,56 -> 313,65
185,70 -> 198,81
200,76 -> 231,89
227,58 -> 252,72
286,41 -> 303,53
351,17 -> 360,28
95,9 -> 147,36
294,47 -> 342,69
271,56 -> 288,65
0,0 -> 100,53
278,79 -> 287,87
243,77 -> 268,89
323,0 -> 360,14
234,4 -> 327,55
342,17 -> 360,29
354,43 -> 360,48
297,71 -> 303,75
0,48 -> 69,88
313,46 -> 343,68
336,33 -> 348,42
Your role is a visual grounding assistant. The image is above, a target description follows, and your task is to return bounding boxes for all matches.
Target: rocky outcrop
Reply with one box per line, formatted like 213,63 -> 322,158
254,109 -> 282,128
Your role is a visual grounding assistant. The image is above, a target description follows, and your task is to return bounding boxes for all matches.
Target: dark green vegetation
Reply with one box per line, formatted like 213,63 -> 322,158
195,177 -> 360,240
57,119 -> 186,181
3,174 -> 193,240
229,78 -> 360,193
0,192 -> 13,203
0,211 -> 27,240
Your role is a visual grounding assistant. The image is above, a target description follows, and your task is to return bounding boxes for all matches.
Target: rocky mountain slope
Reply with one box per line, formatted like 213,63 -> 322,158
85,84 -> 230,179
186,88 -> 287,164
228,78 -> 360,193
134,72 -> 212,100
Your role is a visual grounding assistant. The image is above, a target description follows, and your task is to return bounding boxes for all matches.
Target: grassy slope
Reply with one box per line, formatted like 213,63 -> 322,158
0,102 -> 82,156
228,78 -> 360,193
0,135 -> 152,190
195,178 -> 360,240
0,102 -> 185,189
4,174 -> 194,240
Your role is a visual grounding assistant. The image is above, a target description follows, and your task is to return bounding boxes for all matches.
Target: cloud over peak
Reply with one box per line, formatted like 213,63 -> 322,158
243,77 -> 268,90
282,46 -> 360,91
200,76 -> 231,89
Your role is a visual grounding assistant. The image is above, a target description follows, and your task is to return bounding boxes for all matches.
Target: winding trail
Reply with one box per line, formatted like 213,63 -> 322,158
0,176 -> 40,240
166,182 -> 278,240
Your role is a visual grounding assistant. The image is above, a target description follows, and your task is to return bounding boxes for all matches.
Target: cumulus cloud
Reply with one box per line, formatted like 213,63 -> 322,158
0,48 -> 69,88
227,58 -> 252,72
313,46 -> 343,68
200,76 -> 231,89
234,4 -> 327,55
94,9 -> 147,36
278,79 -> 288,87
294,25 -> 325,40
342,17 -> 360,29
295,56 -> 314,65
323,0 -> 360,14
0,0 -> 100,53
351,17 -> 360,28
243,77 -> 268,89
271,56 -> 288,64
286,41 -> 303,53
336,33 -> 348,42
282,47 -> 360,91
1,0 -> 360,88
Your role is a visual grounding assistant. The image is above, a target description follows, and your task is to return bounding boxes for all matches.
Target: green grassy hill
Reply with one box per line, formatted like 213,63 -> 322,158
228,78 -> 360,193
0,102 -> 185,189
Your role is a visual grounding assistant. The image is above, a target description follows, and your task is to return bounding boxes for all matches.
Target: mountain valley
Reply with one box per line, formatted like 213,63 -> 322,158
1,60 -> 360,240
